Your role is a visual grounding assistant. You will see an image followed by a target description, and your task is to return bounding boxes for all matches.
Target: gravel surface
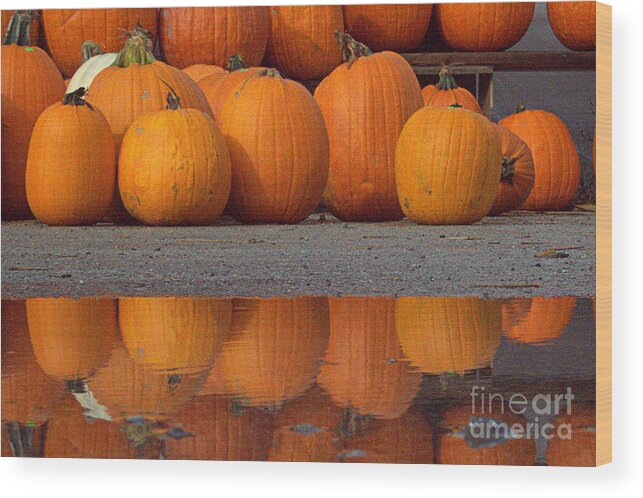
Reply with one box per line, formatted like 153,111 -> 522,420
1,211 -> 595,298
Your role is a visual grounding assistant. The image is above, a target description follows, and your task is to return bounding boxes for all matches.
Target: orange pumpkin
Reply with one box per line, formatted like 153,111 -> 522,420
396,106 -> 502,225
119,297 -> 231,374
314,33 -> 423,221
218,69 -> 329,224
434,2 -> 535,51
504,297 -> 577,344
395,297 -> 502,374
422,65 -> 483,114
159,7 -> 269,69
547,1 -> 596,51
318,297 -> 422,420
342,4 -> 433,52
547,403 -> 596,466
267,6 -> 344,80
1,9 -> 41,46
41,8 -> 159,78
118,91 -> 231,225
489,123 -> 535,215
499,105 -> 580,211
25,89 -> 116,225
183,63 -> 226,83
1,11 -> 65,220
437,404 -> 536,465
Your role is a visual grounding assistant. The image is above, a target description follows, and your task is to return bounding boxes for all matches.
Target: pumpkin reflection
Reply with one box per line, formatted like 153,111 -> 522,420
318,297 -> 422,419
503,297 -> 576,344
547,403 -> 596,467
396,297 -> 502,374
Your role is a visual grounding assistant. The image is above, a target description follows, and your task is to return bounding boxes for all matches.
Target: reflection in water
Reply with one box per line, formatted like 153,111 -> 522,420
1,296 -> 596,465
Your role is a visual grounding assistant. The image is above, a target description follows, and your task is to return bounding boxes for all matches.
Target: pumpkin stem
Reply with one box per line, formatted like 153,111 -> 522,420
2,10 -> 37,46
516,103 -> 527,113
501,156 -> 516,183
112,22 -> 156,67
62,87 -> 94,109
448,103 -> 464,109
81,40 -> 103,62
338,407 -> 373,439
3,421 -> 47,457
436,65 -> 461,90
257,68 -> 282,79
158,80 -> 183,110
226,53 -> 248,72
334,30 -> 373,68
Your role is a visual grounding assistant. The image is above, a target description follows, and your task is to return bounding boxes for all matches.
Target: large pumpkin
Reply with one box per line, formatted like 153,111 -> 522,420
434,2 -> 535,51
499,105 -> 580,211
1,9 -> 41,46
159,7 -> 269,69
26,89 -> 116,226
342,4 -> 433,52
396,105 -> 502,225
119,297 -> 232,374
314,33 -> 423,221
267,6 -> 344,81
547,1 -> 596,51
66,41 -> 118,94
422,65 -> 482,114
318,297 -> 422,420
395,297 -> 502,374
218,69 -> 329,224
118,91 -> 232,225
504,296 -> 577,344
489,123 -> 535,215
1,11 -> 65,220
547,403 -> 596,466
41,8 -> 158,78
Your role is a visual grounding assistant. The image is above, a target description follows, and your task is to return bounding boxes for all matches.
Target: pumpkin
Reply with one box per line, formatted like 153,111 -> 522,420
499,105 -> 580,211
395,105 -> 502,225
25,89 -> 116,226
504,296 -> 577,344
1,9 -> 41,46
268,386 -> 345,463
165,394 -> 273,461
218,68 -> 329,224
267,6 -> 344,80
26,297 -> 118,386
395,297 -> 502,374
437,404 -> 536,465
203,297 -> 329,408
342,408 -> 434,464
342,4 -> 433,52
489,123 -> 535,215
314,32 -> 423,221
183,63 -> 226,83
41,8 -> 159,78
66,40 -> 118,94
1,11 -> 65,220
547,1 -> 596,51
434,2 -> 535,52
318,297 -> 422,420
422,65 -> 483,114
118,91 -> 232,225
159,7 -> 269,69
119,297 -> 232,374
548,403 -> 596,466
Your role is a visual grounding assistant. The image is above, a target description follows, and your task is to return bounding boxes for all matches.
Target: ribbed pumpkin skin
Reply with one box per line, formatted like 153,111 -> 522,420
267,6 -> 344,80
218,72 -> 329,224
505,296 -> 577,344
395,297 -> 502,374
1,11 -> 41,46
183,63 -> 226,83
396,106 -> 502,225
489,123 -> 535,215
548,404 -> 596,466
25,101 -> 116,226
159,7 -> 269,69
41,9 -> 159,77
119,297 -> 232,374
422,82 -> 482,114
26,298 -> 118,382
315,52 -> 423,221
499,109 -> 579,211
438,405 -> 536,465
199,67 -> 265,119
547,1 -> 596,51
118,107 -> 231,226
435,2 -> 535,52
1,43 -> 65,220
342,4 -> 433,52
165,394 -> 273,461
318,297 -> 422,420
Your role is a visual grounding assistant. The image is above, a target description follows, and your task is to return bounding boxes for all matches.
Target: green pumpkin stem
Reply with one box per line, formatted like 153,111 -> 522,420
437,65 -> 460,90
258,68 -> 282,79
501,156 -> 516,183
62,87 -> 94,109
3,10 -> 37,46
516,103 -> 527,113
226,54 -> 248,72
335,30 -> 373,68
81,40 -> 103,62
112,22 -> 156,67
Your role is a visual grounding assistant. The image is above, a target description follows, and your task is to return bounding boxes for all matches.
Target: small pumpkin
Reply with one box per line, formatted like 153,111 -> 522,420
499,105 -> 580,211
396,105 -> 502,225
489,122 -> 535,215
66,40 -> 118,94
314,32 -> 423,221
183,63 -> 226,83
118,90 -> 231,226
422,65 -> 483,114
218,68 -> 329,224
548,403 -> 596,466
504,296 -> 577,344
547,1 -> 596,51
26,88 -> 116,226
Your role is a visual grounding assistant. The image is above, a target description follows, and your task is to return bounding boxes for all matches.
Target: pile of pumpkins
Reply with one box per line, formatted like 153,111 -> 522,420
1,4 -> 596,226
